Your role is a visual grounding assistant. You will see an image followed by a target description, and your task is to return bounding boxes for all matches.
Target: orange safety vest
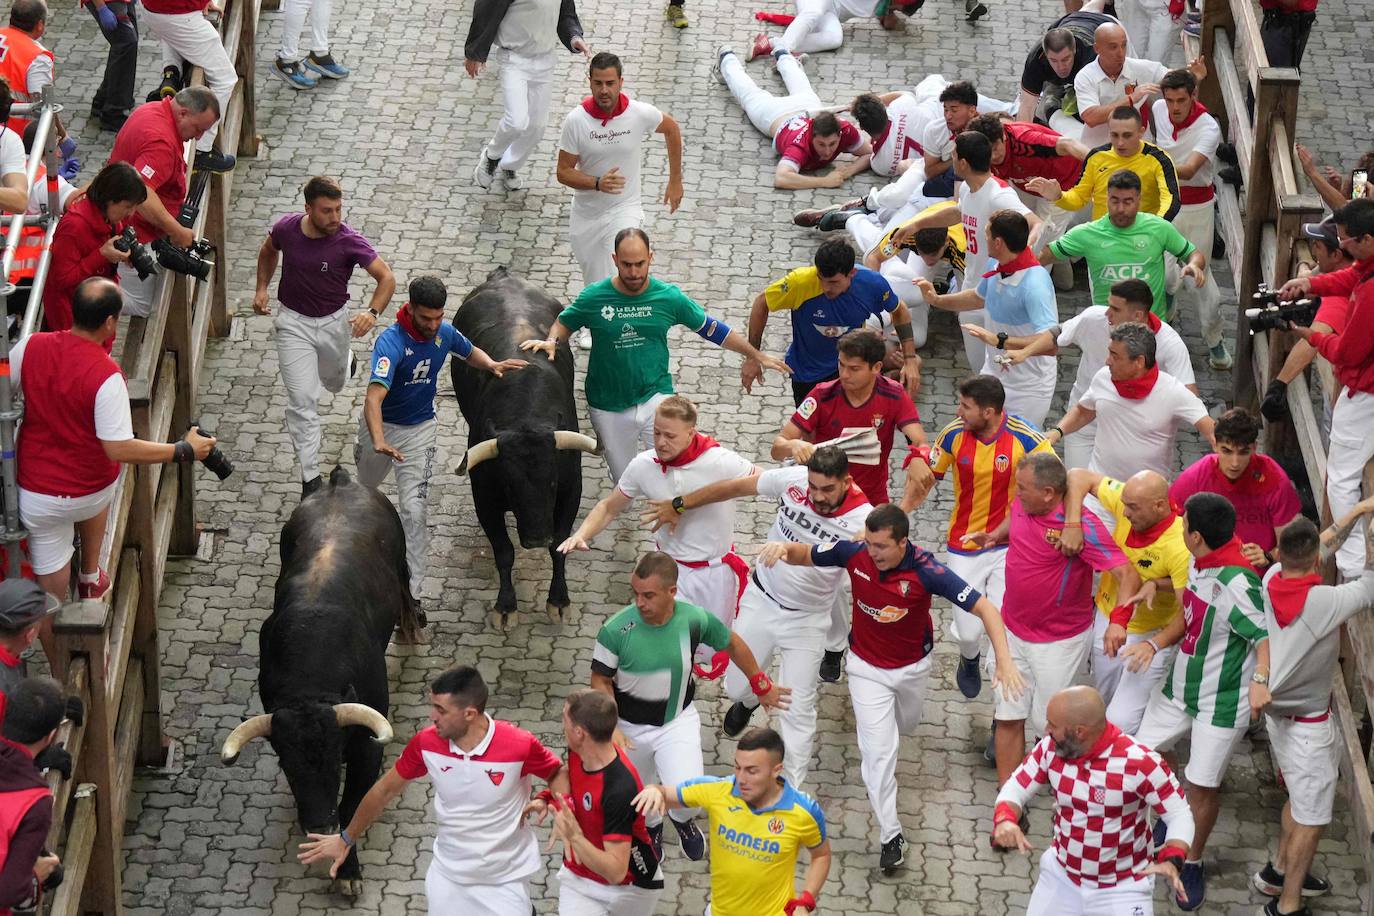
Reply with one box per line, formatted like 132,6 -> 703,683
0,28 -> 54,135
8,164 -> 47,285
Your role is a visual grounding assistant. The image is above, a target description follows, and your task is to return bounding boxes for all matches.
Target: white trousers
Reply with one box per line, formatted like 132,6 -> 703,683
777,0 -> 850,54
425,866 -> 531,916
724,580 -> 827,787
676,557 -> 746,667
354,417 -> 436,596
1089,613 -> 1176,735
721,51 -> 819,137
488,49 -> 556,173
557,867 -> 662,916
1048,109 -> 1084,140
117,261 -> 157,318
946,549 -> 1007,660
620,704 -> 704,825
571,206 -> 644,288
846,208 -> 933,348
1168,201 -> 1224,346
1022,188 -> 1088,253
847,650 -> 931,843
1117,0 -> 1181,67
1027,848 -> 1155,916
1327,389 -> 1374,580
962,308 -> 987,374
590,392 -> 668,482
142,9 -> 236,153
826,579 -> 851,653
279,0 -> 334,61
994,380 -> 1053,429
1063,423 -> 1096,471
274,306 -> 351,482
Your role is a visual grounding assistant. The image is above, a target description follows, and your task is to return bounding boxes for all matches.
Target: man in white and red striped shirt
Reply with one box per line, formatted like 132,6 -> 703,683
993,685 -> 1193,914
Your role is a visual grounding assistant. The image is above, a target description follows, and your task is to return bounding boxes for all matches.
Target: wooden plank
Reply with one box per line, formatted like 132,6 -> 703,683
1210,34 -> 1254,180
1334,671 -> 1374,861
1215,182 -> 1245,294
207,167 -> 232,339
237,0 -> 261,157
44,785 -> 98,916
44,659 -> 90,851
71,631 -> 121,913
1288,372 -> 1330,506
112,657 -> 145,831
105,547 -> 142,711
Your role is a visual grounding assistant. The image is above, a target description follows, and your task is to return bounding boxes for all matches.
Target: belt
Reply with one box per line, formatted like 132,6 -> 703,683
1287,709 -> 1330,724
749,569 -> 806,614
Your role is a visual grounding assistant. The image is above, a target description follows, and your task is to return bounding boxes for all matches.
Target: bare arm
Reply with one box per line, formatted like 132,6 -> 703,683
363,382 -> 401,462
0,172 -> 25,213
1193,414 -> 1216,449
774,162 -> 847,190
1056,137 -> 1090,160
657,114 -> 685,211
798,841 -> 832,911
1016,88 -> 1040,124
135,187 -> 194,246
253,235 -> 281,314
1046,403 -> 1097,443
362,256 -> 396,317
555,150 -> 597,190
560,489 -> 634,552
771,420 -> 814,463
1174,151 -> 1209,181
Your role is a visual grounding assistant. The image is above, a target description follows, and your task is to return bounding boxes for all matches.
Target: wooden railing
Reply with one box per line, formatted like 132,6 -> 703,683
37,0 -> 259,911
1193,1 -> 1374,907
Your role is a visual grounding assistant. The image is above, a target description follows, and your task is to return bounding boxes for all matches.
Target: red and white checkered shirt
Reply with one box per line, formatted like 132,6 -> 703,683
995,724 -> 1193,887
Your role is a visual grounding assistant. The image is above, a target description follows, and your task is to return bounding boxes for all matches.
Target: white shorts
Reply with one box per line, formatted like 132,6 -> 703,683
1027,847 -> 1155,916
945,549 -> 1007,659
18,480 -> 120,575
995,629 -> 1091,733
424,864 -> 531,916
1134,695 -> 1245,789
1091,614 -> 1176,735
1265,712 -> 1338,826
557,866 -> 662,915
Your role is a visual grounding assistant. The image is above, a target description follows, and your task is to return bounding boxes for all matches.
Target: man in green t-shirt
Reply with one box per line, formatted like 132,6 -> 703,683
1040,170 -> 1207,318
590,551 -> 788,861
521,228 -> 791,479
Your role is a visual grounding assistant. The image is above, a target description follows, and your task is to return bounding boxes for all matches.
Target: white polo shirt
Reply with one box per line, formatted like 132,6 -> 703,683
1149,99 -> 1222,205
1079,366 -> 1208,479
957,175 -> 1030,284
394,718 -> 562,885
1057,307 -> 1195,403
754,465 -> 871,611
559,97 -> 665,224
616,445 -> 757,562
869,93 -> 940,177
920,116 -> 956,164
1074,56 -> 1168,149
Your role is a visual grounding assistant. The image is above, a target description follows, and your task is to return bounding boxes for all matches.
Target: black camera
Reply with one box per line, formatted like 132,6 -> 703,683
112,227 -> 157,281
152,237 -> 214,282
1245,283 -> 1321,334
190,419 -> 233,480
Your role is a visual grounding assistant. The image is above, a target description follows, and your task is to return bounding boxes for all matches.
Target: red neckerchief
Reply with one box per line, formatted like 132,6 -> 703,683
582,93 -> 630,126
1171,100 -> 1210,140
814,484 -> 869,518
1125,510 -> 1177,548
1268,572 -> 1323,628
1193,536 -> 1256,571
395,304 -> 428,343
0,645 -> 20,668
1111,363 -> 1159,399
655,433 -> 719,473
1146,311 -> 1162,332
981,247 -> 1040,279
1060,722 -> 1122,763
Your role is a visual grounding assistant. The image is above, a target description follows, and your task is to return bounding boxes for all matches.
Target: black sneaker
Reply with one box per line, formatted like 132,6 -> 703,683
1261,901 -> 1312,916
193,149 -> 237,174
672,817 -> 706,861
97,111 -> 128,131
1253,861 -> 1330,898
647,821 -> 663,861
964,0 -> 989,19
817,209 -> 863,232
147,64 -> 182,102
879,833 -> 906,871
956,654 -> 982,698
819,650 -> 844,683
302,476 -> 322,499
983,731 -> 997,767
723,701 -> 755,738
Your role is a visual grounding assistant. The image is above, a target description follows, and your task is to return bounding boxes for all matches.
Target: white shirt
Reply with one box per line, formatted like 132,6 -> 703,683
0,129 -> 23,179
920,115 -> 956,164
754,466 -> 871,611
1058,307 -> 1195,402
11,335 -> 132,441
869,93 -> 940,177
1073,56 -> 1168,149
495,0 -> 561,57
1148,99 -> 1221,196
27,170 -> 76,215
835,0 -> 881,16
957,175 -> 1030,283
1079,366 -> 1207,479
616,445 -> 757,561
559,98 -> 664,223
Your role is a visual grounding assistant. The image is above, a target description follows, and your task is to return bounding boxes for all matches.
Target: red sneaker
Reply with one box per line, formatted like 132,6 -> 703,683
749,32 -> 773,60
77,569 -> 110,600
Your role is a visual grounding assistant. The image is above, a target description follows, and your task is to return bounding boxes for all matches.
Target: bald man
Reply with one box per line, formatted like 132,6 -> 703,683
1059,467 -> 1192,733
1072,22 -> 1168,150
994,686 -> 1193,915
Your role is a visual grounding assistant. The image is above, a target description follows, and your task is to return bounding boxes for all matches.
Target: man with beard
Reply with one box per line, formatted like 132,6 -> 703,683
992,686 -> 1193,915
354,277 -> 527,604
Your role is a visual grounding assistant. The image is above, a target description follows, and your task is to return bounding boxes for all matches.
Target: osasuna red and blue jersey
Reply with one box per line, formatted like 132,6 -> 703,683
565,747 -> 663,889
811,540 -> 981,668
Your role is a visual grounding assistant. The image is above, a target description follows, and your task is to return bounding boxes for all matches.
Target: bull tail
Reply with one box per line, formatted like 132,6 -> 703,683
328,466 -> 351,488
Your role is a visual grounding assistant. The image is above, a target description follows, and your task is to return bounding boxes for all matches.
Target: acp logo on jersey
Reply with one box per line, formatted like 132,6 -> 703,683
1099,264 -> 1148,282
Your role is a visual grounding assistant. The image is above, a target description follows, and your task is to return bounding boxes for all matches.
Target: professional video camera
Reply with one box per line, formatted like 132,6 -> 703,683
1245,283 -> 1321,334
111,227 -> 157,280
152,193 -> 215,282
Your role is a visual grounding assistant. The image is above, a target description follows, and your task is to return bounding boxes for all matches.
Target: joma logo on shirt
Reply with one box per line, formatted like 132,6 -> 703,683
717,824 -> 781,854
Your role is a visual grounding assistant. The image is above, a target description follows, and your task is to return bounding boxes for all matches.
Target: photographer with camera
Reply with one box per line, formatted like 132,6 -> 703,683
0,677 -> 66,913
14,278 -> 215,614
1280,198 -> 1374,583
43,161 -> 146,342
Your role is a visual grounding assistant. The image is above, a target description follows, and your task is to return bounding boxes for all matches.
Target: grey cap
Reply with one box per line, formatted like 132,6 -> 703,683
1302,218 -> 1338,247
0,579 -> 60,632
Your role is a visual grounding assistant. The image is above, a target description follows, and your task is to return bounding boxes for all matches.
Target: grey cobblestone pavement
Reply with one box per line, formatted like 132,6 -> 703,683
32,0 -> 1374,912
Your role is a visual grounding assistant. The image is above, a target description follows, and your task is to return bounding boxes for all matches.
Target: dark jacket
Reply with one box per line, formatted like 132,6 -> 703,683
463,0 -> 583,63
0,741 -> 52,912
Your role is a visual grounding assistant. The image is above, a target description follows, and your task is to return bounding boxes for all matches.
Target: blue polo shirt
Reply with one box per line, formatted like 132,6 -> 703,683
369,321 -> 473,425
763,266 -> 899,382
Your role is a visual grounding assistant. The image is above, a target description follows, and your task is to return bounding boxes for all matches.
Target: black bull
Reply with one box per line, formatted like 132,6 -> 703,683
451,268 -> 599,621
221,468 -> 420,896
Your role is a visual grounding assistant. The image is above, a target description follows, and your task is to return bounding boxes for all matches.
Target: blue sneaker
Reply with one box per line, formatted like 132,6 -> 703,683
305,52 -> 350,79
1152,817 -> 1167,851
273,58 -> 317,90
672,817 -> 706,861
1177,861 -> 1206,911
956,653 -> 982,698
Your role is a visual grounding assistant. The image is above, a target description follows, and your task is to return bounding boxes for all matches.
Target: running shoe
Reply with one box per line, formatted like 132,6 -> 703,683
305,52 -> 350,79
665,3 -> 688,28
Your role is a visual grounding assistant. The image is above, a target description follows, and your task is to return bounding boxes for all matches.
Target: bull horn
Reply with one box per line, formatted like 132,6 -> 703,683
456,438 -> 499,476
333,702 -> 394,743
221,713 -> 273,765
554,431 -> 602,455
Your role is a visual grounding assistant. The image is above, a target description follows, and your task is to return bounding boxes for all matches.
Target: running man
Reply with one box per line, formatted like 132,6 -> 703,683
633,728 -> 830,916
759,503 -> 1024,871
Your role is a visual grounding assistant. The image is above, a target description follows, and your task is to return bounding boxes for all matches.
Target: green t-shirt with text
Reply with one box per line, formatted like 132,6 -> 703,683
1049,213 -> 1195,315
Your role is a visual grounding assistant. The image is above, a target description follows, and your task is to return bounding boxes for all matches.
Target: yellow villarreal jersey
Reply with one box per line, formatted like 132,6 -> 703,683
677,776 -> 825,916
1094,477 -> 1191,633
1066,142 -> 1179,220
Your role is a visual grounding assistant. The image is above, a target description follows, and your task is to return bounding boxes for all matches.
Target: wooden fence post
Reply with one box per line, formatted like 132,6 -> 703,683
237,0 -> 261,158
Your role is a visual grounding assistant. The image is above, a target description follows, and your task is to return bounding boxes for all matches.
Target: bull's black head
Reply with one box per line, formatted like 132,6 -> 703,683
489,427 -> 561,549
267,703 -> 345,834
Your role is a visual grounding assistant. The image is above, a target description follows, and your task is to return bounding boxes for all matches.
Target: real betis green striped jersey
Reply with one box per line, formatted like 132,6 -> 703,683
591,600 -> 732,727
1162,561 -> 1267,728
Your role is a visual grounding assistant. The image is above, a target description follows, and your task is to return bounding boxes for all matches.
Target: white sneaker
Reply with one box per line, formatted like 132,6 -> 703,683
474,144 -> 497,189
501,169 -> 522,191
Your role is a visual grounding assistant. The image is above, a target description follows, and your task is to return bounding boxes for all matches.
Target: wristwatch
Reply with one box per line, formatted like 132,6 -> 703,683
671,496 -> 686,515
367,306 -> 382,318
1251,670 -> 1269,685
996,331 -> 1008,349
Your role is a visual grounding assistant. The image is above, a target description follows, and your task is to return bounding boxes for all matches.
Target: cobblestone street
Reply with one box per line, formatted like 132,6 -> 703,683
31,0 -> 1374,912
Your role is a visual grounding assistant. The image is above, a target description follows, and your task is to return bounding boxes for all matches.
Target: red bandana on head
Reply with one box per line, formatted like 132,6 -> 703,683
1268,573 -> 1323,628
1112,363 -> 1159,400
1171,99 -> 1210,139
582,93 -> 630,126
982,248 -> 1041,279
654,433 -> 719,473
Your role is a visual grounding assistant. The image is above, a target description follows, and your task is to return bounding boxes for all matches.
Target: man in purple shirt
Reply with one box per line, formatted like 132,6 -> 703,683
253,176 -> 396,497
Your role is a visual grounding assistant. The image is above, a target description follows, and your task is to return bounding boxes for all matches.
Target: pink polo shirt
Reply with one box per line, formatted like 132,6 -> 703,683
1170,453 -> 1301,553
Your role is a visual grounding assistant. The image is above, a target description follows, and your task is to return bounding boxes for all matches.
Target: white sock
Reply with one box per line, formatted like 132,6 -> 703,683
78,570 -> 100,584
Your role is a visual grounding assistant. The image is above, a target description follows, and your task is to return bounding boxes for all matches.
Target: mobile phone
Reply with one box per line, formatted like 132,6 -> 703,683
1352,169 -> 1368,200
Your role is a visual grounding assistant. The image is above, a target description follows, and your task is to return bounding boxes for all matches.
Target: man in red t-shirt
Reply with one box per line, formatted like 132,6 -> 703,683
550,689 -> 663,913
772,329 -> 931,506
106,86 -> 224,317
713,45 -> 872,191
